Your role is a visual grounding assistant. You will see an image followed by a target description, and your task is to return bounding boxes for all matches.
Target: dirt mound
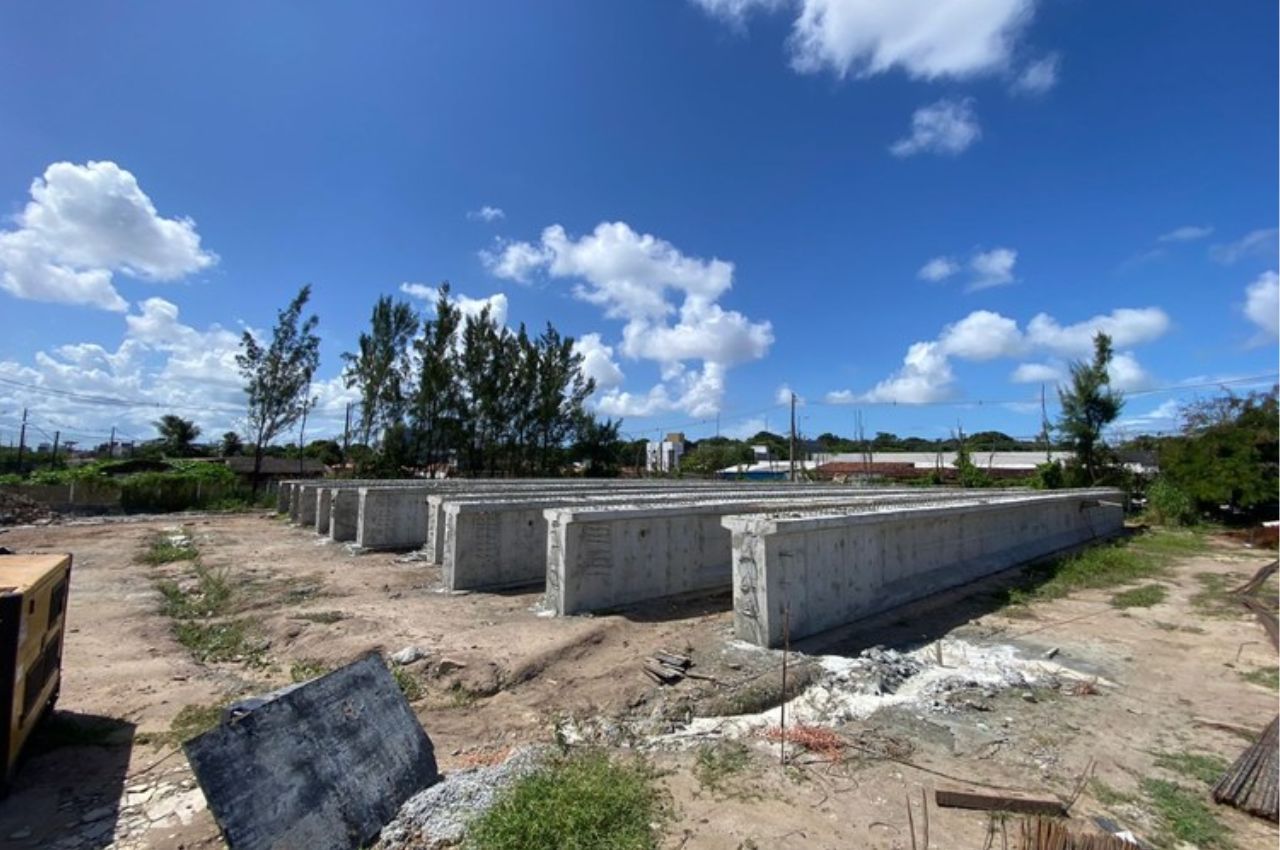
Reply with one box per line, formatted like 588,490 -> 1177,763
0,491 -> 56,526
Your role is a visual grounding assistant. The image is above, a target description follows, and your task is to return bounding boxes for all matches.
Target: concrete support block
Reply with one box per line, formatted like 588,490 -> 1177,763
330,489 -> 361,542
297,484 -> 320,527
276,481 -> 294,514
356,487 -> 436,549
725,490 -> 1124,647
315,488 -> 334,535
184,654 -> 438,850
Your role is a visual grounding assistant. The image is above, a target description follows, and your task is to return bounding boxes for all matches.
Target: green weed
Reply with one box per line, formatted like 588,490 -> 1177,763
174,619 -> 265,665
466,750 -> 665,850
293,610 -> 346,624
290,659 -> 332,683
156,562 -> 232,619
1154,751 -> 1230,786
1141,779 -> 1233,849
138,531 -> 198,565
392,667 -> 423,701
1240,666 -> 1279,691
1110,584 -> 1168,609
694,741 -> 753,795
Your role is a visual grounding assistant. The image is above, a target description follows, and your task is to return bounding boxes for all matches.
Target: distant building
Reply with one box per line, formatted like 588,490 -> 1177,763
212,456 -> 328,488
646,432 -> 686,473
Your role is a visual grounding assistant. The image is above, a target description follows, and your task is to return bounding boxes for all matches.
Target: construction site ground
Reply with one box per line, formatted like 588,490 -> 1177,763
0,512 -> 1276,850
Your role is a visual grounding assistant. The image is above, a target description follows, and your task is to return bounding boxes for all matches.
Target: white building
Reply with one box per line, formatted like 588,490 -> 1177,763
645,433 -> 686,473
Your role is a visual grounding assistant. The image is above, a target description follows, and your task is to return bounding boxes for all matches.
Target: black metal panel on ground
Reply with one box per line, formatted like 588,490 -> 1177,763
184,653 -> 439,850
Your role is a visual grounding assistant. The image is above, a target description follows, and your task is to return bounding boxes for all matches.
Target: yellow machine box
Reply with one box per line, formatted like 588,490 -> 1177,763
0,553 -> 71,786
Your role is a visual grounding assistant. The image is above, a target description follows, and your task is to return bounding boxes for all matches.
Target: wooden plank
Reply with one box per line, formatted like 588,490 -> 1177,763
935,783 -> 1066,816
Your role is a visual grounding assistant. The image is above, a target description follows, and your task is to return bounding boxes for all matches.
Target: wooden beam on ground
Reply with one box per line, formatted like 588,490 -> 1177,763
935,783 -> 1067,816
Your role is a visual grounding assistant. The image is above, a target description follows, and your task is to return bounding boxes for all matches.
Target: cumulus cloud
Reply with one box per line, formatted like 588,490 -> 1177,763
695,0 -> 1039,81
918,256 -> 959,282
399,282 -> 509,326
827,305 -> 1169,404
574,332 -> 625,392
1009,52 -> 1059,94
968,247 -> 1017,290
1157,224 -> 1213,243
467,205 -> 506,222
890,98 -> 981,157
1244,270 -> 1279,338
0,161 -> 215,312
1010,362 -> 1062,383
1211,227 -> 1278,264
484,221 -> 771,416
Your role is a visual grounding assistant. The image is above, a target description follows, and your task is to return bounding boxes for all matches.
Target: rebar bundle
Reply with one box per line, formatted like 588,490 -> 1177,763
1212,715 -> 1279,822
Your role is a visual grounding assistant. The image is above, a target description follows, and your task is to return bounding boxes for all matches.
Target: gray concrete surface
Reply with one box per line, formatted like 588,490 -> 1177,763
723,489 -> 1124,647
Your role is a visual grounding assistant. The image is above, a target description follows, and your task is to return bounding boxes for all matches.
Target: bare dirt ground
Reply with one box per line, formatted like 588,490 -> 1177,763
0,512 -> 1276,849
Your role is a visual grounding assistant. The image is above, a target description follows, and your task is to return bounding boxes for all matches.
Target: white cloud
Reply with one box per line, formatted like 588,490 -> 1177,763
938,310 -> 1023,360
832,305 -> 1170,404
467,205 -> 505,222
399,282 -> 509,327
775,384 -> 804,405
1113,399 -> 1181,434
890,98 -> 981,157
968,247 -> 1017,290
1244,270 -> 1279,338
918,256 -> 959,281
778,0 -> 1037,80
859,341 -> 956,403
0,161 -> 215,312
484,221 -> 771,417
1157,224 -> 1213,243
1211,227 -> 1278,264
1010,361 -> 1062,383
574,333 -> 625,392
690,0 -> 785,26
1009,52 -> 1059,94
722,415 -> 769,440
1025,307 -> 1170,356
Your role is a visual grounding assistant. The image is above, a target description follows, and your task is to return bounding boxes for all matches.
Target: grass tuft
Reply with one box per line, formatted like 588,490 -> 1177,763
466,750 -> 665,850
694,741 -> 752,795
156,562 -> 232,619
392,666 -> 423,701
293,610 -> 346,624
1141,778 -> 1233,849
1110,583 -> 1168,609
1240,666 -> 1279,691
174,619 -> 266,665
1154,751 -> 1231,786
138,531 -> 198,565
290,659 -> 332,683
169,702 -> 228,743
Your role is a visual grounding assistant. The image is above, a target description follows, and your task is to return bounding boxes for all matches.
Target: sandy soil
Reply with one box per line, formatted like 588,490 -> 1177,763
0,512 -> 1275,849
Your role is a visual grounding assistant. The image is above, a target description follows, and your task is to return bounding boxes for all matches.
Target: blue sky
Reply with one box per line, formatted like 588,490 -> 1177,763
0,1 -> 1276,450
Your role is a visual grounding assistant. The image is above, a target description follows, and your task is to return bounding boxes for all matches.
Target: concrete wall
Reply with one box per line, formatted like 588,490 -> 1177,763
330,489 -> 361,541
724,489 -> 1124,647
543,491 -> 1030,615
315,487 -> 334,535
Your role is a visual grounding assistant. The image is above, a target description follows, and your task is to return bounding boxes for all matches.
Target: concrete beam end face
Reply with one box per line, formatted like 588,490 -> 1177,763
183,654 -> 439,850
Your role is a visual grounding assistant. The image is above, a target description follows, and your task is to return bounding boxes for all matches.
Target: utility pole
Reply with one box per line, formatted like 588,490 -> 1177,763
788,392 -> 797,482
16,407 -> 28,470
1040,383 -> 1051,463
297,397 -> 311,475
342,402 -> 352,459
51,430 -> 60,467
108,425 -> 116,459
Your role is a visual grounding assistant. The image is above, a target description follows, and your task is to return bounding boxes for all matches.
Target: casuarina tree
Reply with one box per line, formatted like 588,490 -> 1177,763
236,286 -> 321,495
1057,332 -> 1123,484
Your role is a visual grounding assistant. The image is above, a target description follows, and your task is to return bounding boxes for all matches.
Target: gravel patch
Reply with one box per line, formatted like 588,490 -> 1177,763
376,746 -> 550,849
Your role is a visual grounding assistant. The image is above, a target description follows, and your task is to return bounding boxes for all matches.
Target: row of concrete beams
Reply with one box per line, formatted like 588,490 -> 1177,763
722,489 -> 1125,646
438,488 -> 1032,594
538,489 -> 1043,616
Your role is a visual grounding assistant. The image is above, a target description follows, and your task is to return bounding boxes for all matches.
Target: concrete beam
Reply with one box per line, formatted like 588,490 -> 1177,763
724,490 -> 1124,647
543,490 -> 1031,615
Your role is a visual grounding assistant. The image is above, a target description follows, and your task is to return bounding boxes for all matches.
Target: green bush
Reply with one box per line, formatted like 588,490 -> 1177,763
1030,460 -> 1065,490
1145,478 -> 1198,526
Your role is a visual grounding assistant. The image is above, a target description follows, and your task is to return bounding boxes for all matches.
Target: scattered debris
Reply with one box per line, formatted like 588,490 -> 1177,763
762,723 -> 844,762
935,783 -> 1067,817
642,650 -> 693,685
1020,816 -> 1142,848
0,492 -> 56,526
1212,714 -> 1279,822
375,746 -> 549,850
391,646 -> 427,666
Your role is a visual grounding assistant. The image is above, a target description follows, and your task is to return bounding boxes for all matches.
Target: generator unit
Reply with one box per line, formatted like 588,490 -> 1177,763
0,553 -> 71,787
